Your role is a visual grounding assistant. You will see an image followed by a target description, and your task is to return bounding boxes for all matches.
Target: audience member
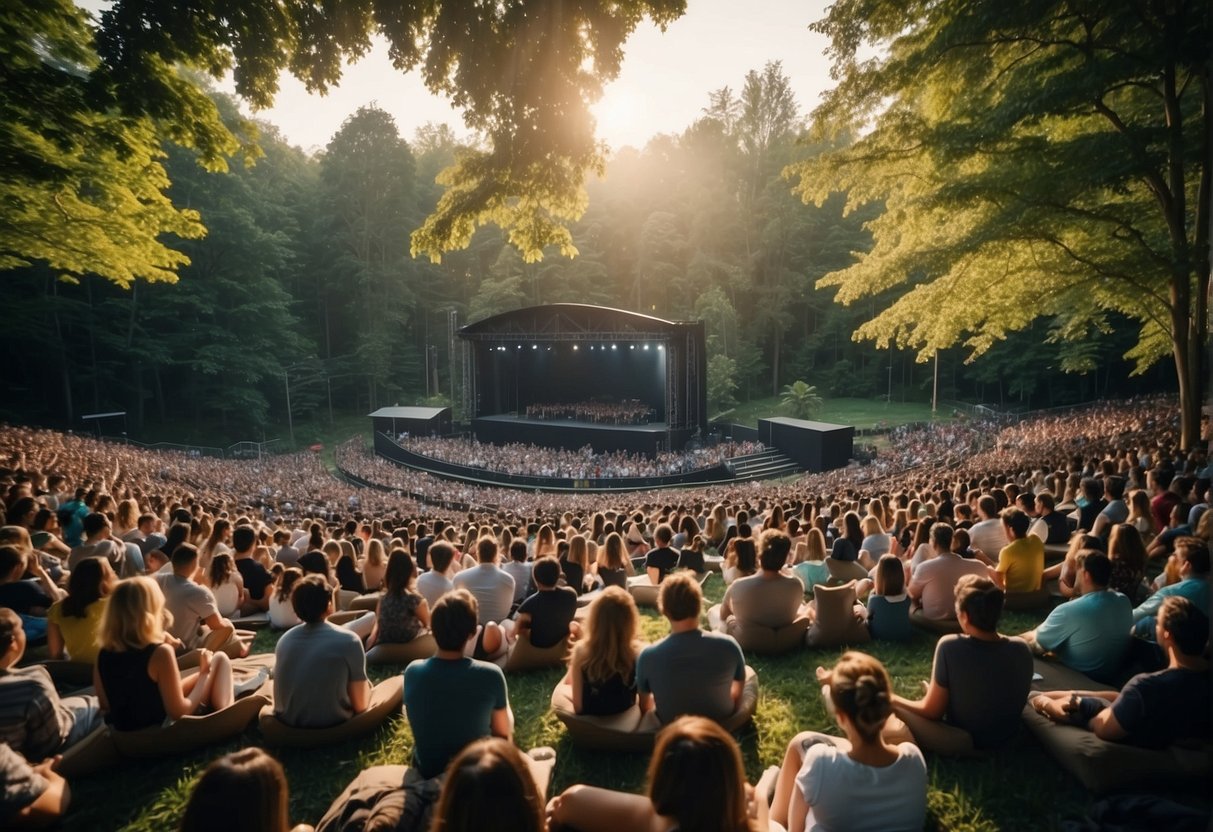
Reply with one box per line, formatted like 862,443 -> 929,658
515,557 -> 578,648
559,587 -> 642,716
180,747 -> 314,832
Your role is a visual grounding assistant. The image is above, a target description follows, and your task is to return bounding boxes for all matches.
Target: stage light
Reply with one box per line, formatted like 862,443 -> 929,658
516,345 -> 521,350
658,345 -> 664,350
573,345 -> 579,351
630,345 -> 635,350
611,344 -> 617,350
644,344 -> 650,350
532,344 -> 538,350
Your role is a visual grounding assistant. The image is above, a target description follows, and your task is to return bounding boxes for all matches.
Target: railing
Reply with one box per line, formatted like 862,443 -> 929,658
98,435 -> 287,459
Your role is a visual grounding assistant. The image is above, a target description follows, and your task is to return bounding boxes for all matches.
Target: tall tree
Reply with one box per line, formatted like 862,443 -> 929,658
791,0 -> 1209,446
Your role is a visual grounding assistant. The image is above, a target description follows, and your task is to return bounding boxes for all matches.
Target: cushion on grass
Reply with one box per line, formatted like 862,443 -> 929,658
55,724 -> 120,778
111,693 -> 268,758
335,589 -> 360,611
259,676 -> 403,748
825,557 -> 870,583
349,593 -> 382,612
229,612 -> 270,631
628,581 -> 660,608
806,583 -> 870,647
1004,588 -> 1052,611
365,634 -> 438,666
894,707 -> 979,757
730,617 -> 810,655
504,634 -> 571,673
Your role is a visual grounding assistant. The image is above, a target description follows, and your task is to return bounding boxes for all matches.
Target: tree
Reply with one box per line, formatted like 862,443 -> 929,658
707,354 -> 739,414
790,0 -> 1209,447
0,1 -> 205,287
780,380 -> 823,419
79,0 -> 687,267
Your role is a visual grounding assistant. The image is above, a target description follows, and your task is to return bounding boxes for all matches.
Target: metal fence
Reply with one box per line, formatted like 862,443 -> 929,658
98,435 -> 288,459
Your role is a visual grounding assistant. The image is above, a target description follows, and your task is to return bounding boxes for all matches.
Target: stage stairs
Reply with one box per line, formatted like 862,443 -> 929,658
725,448 -> 802,481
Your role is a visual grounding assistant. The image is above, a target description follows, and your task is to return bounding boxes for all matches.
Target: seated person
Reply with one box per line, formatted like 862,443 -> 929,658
645,524 -> 682,584
272,576 -> 370,729
1132,536 -> 1210,639
46,556 -> 115,663
1031,596 -> 1209,748
721,535 -> 758,585
231,525 -> 274,613
0,544 -> 65,643
66,513 -> 129,576
862,554 -> 913,642
1023,552 -> 1131,684
0,609 -> 103,761
451,536 -> 515,659
558,587 -> 642,716
515,557 -> 578,648
768,652 -> 927,832
717,529 -> 805,634
180,747 -> 313,832
547,715 -> 775,832
416,540 -> 457,609
992,508 -> 1045,593
432,738 -> 545,832
95,578 -> 254,731
367,548 -> 430,648
891,575 -> 1033,752
154,543 -> 242,657
402,589 -> 512,780
636,573 -> 747,724
908,524 -> 992,621
0,744 -> 71,830
502,539 -> 532,608
1029,493 -> 1072,545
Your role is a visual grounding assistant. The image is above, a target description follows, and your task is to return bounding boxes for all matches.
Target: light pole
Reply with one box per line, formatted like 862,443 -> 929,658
283,368 -> 294,446
887,363 -> 893,404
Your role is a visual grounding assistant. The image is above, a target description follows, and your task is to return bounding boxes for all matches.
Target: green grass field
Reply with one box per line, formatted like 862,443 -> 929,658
64,579 -> 1125,832
716,397 -> 950,430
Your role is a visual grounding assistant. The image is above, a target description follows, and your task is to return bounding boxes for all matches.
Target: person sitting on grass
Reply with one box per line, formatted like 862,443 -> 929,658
431,738 -> 546,832
546,715 -> 774,832
272,575 -> 370,729
154,543 -> 245,658
636,573 -> 747,725
402,589 -> 512,780
0,743 -> 71,830
502,538 -> 532,608
645,523 -> 682,584
180,747 -> 314,832
716,529 -> 805,635
907,524 -> 991,623
94,578 -> 255,732
1022,552 -> 1131,684
768,652 -> 926,832
0,609 -> 103,761
232,525 -> 274,614
1031,596 -> 1209,748
46,556 -> 115,664
366,548 -> 430,649
1131,536 -> 1209,640
451,536 -> 514,660
557,586 -> 643,716
861,554 -> 913,642
989,508 -> 1045,593
416,540 -> 457,609
515,557 -> 579,649
891,575 -> 1033,753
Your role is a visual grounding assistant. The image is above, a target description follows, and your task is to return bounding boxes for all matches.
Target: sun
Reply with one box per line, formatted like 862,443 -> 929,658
591,89 -> 643,150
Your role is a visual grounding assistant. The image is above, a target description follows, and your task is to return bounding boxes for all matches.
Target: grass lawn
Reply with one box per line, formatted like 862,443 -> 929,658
716,397 -> 952,430
64,578 -> 1138,832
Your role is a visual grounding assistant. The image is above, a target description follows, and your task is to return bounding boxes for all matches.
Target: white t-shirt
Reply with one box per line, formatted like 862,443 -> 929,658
416,571 -> 454,609
269,593 -> 301,630
967,518 -> 1008,558
452,564 -> 515,624
796,740 -> 926,832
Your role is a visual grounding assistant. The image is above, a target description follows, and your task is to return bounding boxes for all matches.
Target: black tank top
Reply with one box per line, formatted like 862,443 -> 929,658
97,644 -> 166,731
581,669 -> 637,716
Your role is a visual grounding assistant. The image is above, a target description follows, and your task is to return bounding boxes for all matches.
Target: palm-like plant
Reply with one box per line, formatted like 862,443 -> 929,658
780,380 -> 823,419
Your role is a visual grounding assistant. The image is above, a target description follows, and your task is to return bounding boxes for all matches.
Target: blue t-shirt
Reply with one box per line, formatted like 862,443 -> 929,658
403,657 -> 508,778
1034,589 -> 1132,682
1111,667 -> 1211,748
636,630 -> 746,724
1132,577 -> 1211,639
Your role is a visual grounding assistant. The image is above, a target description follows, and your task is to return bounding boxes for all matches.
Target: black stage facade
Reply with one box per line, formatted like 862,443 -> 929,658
459,304 -> 707,454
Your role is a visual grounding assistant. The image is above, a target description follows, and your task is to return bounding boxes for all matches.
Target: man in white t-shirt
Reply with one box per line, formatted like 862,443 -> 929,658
452,537 -> 515,625
417,541 -> 457,608
967,496 -> 1008,559
909,524 -> 994,621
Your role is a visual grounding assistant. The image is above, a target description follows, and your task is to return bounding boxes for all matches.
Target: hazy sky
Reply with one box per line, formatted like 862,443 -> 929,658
216,1 -> 837,154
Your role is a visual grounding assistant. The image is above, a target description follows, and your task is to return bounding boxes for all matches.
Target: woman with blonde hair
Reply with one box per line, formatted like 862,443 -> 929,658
769,652 -> 926,832
596,532 -> 633,589
791,527 -> 830,593
112,498 -> 141,541
1127,489 -> 1157,538
94,577 -> 238,731
534,524 -> 558,559
361,537 -> 388,592
562,534 -> 593,594
560,587 -> 643,716
547,715 -> 766,832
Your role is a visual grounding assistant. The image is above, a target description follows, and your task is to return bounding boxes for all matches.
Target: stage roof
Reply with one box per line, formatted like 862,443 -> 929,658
760,417 -> 852,431
368,407 -> 448,419
460,303 -> 686,340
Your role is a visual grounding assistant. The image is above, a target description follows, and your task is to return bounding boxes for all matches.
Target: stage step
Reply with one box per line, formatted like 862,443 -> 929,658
724,449 -> 802,481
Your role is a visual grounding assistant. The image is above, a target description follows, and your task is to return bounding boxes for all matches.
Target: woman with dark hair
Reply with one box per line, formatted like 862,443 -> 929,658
367,549 -> 429,648
831,511 -> 864,562
1106,523 -> 1148,604
47,556 -> 116,663
547,715 -> 768,832
431,738 -> 546,832
335,540 -> 366,594
151,522 -> 191,572
722,537 -> 757,585
203,553 -> 246,619
180,747 -> 312,832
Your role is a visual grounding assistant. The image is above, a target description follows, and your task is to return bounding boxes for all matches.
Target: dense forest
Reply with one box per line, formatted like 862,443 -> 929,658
0,62 -> 1175,440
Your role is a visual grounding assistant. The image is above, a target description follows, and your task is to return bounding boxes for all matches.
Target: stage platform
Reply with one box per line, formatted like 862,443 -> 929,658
472,414 -> 687,455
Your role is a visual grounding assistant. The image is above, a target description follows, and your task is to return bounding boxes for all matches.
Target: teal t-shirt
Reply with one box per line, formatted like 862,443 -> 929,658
866,593 -> 914,642
793,561 -> 830,593
1035,589 -> 1132,682
403,657 -> 508,778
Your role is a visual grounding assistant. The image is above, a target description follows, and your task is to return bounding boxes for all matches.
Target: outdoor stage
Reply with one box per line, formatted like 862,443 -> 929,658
472,414 -> 680,455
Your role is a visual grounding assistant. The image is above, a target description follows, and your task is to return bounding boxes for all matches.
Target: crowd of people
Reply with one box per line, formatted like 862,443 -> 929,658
397,436 -> 765,480
524,401 -> 653,425
0,393 -> 1209,830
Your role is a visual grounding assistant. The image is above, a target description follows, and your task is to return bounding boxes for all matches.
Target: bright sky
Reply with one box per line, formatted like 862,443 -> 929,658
79,1 -> 835,155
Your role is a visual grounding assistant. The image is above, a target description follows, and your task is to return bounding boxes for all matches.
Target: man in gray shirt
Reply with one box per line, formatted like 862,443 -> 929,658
452,536 -> 515,625
718,529 -> 805,632
154,543 -> 237,655
636,572 -> 747,724
417,541 -> 457,608
273,575 -> 370,729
